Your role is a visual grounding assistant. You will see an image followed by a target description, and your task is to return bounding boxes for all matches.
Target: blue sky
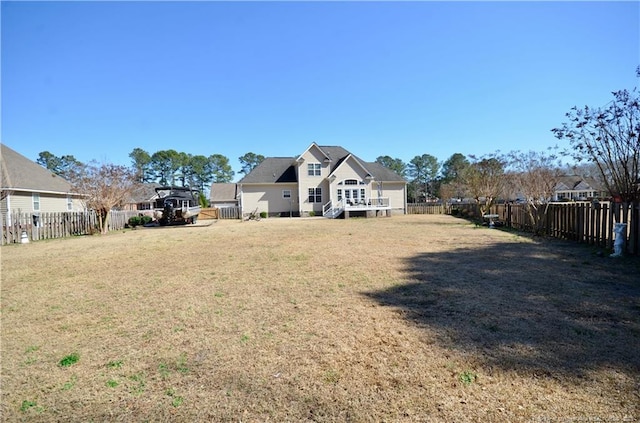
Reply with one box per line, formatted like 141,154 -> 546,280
2,1 -> 638,181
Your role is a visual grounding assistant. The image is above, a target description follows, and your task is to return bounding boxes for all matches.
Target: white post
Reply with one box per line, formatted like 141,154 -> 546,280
610,222 -> 627,257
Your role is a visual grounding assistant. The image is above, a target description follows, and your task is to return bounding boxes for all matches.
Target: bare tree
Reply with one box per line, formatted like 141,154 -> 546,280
462,154 -> 506,216
72,162 -> 137,234
438,182 -> 463,204
552,70 -> 640,203
507,149 -> 563,234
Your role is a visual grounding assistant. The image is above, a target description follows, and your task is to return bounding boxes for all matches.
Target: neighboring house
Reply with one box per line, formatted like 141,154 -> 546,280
238,143 -> 407,218
123,183 -> 162,211
209,183 -> 239,208
554,175 -> 608,201
1,144 -> 85,221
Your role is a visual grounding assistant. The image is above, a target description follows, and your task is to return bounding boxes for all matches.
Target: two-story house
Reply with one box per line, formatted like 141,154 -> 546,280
238,143 -> 407,218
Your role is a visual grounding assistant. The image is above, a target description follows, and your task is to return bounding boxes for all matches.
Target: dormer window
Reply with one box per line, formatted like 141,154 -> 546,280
307,163 -> 321,176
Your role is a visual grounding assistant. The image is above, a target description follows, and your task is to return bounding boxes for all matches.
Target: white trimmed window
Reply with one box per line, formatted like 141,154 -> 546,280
307,163 -> 321,176
283,190 -> 291,199
308,187 -> 322,203
32,193 -> 41,211
67,195 -> 73,211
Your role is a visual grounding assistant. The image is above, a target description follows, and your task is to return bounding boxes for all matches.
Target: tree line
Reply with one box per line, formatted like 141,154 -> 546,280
37,149 -> 266,193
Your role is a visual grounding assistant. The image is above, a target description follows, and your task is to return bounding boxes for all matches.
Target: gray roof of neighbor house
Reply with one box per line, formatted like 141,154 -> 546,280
239,146 -> 406,184
210,183 -> 238,202
126,183 -> 162,204
0,144 -> 76,194
556,175 -> 605,191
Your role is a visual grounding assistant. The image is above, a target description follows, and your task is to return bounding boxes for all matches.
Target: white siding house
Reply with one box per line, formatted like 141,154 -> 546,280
554,175 -> 607,201
238,143 -> 407,218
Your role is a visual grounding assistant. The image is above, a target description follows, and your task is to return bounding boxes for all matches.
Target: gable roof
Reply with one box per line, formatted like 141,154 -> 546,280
296,142 -> 332,163
126,182 -> 162,204
1,144 -> 76,194
319,145 -> 405,182
555,175 -> 604,191
210,183 -> 238,201
239,145 -> 406,184
238,157 -> 297,184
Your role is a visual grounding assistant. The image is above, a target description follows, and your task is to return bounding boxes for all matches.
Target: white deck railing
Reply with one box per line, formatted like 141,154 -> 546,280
344,197 -> 390,209
323,198 -> 391,218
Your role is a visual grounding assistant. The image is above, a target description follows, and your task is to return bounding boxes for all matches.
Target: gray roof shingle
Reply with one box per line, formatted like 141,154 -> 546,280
238,157 -> 297,184
210,183 -> 238,201
1,144 -> 75,193
239,145 -> 406,184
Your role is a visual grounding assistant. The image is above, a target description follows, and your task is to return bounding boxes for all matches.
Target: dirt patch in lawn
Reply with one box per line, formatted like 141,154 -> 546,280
1,214 -> 639,422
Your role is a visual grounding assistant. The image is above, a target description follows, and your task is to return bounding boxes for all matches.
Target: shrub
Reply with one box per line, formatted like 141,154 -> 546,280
141,215 -> 153,225
308,211 -> 316,217
259,211 -> 268,219
128,216 -> 142,227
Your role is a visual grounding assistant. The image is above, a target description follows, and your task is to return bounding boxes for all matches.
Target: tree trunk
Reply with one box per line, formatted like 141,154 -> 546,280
100,209 -> 110,235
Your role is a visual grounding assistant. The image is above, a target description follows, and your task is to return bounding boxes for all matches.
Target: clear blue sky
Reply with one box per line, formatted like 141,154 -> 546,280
2,1 -> 638,181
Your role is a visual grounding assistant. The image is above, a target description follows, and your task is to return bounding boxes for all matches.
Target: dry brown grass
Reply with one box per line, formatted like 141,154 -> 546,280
1,214 -> 639,422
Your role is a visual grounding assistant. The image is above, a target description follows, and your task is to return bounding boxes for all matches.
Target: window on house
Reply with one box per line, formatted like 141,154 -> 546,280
283,190 -> 291,199
345,179 -> 357,185
307,163 -> 321,176
337,189 -> 342,201
308,187 -> 322,203
32,193 -> 40,211
67,195 -> 73,211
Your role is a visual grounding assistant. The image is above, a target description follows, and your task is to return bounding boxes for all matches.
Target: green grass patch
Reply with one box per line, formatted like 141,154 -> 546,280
20,400 -> 44,413
59,353 -> 80,367
107,360 -> 123,369
459,370 -> 477,386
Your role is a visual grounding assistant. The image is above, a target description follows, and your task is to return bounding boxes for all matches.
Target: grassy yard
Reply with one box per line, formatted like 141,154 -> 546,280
1,214 -> 639,422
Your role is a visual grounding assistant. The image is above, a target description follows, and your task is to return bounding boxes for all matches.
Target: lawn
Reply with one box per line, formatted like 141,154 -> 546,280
1,214 -> 638,422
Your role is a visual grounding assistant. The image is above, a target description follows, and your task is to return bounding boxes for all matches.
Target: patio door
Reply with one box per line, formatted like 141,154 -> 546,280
346,189 -> 360,204
343,188 -> 365,205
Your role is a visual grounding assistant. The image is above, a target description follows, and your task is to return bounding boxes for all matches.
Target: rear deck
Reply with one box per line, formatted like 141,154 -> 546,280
323,198 -> 392,219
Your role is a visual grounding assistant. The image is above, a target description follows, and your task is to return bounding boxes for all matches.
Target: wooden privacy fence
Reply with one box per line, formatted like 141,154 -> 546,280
494,202 -> 639,255
1,210 -> 140,245
406,203 -> 448,215
409,201 -> 639,255
199,207 -> 241,220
